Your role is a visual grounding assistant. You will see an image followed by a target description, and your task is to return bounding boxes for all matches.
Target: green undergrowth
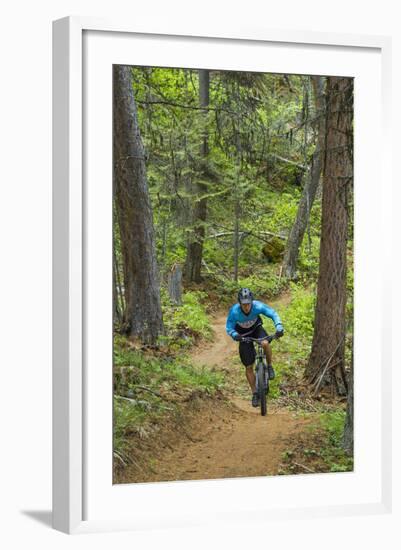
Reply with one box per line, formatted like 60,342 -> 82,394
159,289 -> 213,349
278,410 -> 353,475
113,334 -> 225,464
282,283 -> 315,338
208,265 -> 288,307
267,284 -> 315,398
317,410 -> 353,471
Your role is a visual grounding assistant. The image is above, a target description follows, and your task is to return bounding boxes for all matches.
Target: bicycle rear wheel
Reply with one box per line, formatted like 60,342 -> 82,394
257,364 -> 267,416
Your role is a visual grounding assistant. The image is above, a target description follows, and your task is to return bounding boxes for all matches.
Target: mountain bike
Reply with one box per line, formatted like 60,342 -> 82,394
241,334 -> 278,416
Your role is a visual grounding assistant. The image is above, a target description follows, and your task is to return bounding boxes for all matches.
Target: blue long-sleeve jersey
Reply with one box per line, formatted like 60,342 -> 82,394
226,300 -> 283,340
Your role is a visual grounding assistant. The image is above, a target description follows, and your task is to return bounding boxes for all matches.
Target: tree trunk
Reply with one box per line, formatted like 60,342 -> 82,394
168,264 -> 183,305
113,65 -> 164,344
233,82 -> 243,283
113,246 -> 124,326
342,348 -> 354,455
184,69 -> 209,283
233,198 -> 240,282
283,76 -> 326,279
305,76 -> 353,393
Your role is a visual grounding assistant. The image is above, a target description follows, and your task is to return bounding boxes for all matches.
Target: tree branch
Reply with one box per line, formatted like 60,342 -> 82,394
268,153 -> 307,170
137,98 -> 237,116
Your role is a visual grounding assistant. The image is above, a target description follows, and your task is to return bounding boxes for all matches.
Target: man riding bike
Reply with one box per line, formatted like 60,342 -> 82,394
226,288 -> 284,407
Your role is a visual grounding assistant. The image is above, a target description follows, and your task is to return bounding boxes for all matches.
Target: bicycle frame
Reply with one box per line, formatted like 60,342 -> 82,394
241,335 -> 276,416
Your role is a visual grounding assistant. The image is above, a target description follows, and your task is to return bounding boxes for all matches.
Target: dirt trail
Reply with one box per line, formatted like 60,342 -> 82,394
143,304 -> 312,482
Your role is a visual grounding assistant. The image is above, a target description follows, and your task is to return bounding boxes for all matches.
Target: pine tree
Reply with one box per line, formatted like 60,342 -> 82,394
306,76 -> 353,394
113,65 -> 164,344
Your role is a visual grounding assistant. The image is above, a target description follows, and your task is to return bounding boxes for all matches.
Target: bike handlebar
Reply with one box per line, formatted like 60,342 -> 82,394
241,334 -> 276,344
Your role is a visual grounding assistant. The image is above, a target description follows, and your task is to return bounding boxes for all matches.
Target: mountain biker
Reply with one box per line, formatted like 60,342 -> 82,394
226,288 -> 284,407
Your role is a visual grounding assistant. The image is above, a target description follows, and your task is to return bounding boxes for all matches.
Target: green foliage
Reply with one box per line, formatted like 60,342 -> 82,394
268,191 -> 300,233
126,67 -> 328,288
117,67 -> 345,293
114,397 -> 150,458
318,410 -> 346,447
317,411 -> 353,472
238,272 -> 284,299
210,263 -> 286,305
281,283 -> 315,338
116,69 -> 340,301
114,337 -> 223,390
160,290 -> 212,348
298,235 -> 321,277
155,221 -> 187,269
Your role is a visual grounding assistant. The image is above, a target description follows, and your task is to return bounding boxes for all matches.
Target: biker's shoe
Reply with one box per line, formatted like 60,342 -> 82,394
252,392 -> 260,407
267,365 -> 275,380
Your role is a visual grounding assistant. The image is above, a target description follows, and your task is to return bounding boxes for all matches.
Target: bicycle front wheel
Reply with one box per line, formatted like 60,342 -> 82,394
257,364 -> 267,416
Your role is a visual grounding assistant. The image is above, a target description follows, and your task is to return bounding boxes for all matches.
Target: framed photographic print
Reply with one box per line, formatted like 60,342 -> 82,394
52,16 -> 392,534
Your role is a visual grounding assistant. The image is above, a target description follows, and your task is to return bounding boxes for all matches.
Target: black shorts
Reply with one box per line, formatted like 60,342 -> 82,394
237,322 -> 268,367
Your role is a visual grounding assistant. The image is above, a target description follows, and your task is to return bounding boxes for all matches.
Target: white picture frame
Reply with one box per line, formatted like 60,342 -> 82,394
52,16 -> 392,534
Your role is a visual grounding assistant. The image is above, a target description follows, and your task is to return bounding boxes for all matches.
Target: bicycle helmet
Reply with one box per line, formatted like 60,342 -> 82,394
237,287 -> 254,304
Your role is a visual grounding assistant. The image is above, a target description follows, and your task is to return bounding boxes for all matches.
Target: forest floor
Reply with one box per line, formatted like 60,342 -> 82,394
114,293 -> 351,484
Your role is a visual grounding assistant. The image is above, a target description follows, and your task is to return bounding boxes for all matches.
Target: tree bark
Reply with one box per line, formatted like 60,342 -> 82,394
342,348 -> 354,455
113,245 -> 124,325
305,76 -> 353,393
233,198 -> 240,282
282,76 -> 326,279
168,264 -> 183,305
113,65 -> 164,344
232,80 -> 243,283
184,69 -> 209,283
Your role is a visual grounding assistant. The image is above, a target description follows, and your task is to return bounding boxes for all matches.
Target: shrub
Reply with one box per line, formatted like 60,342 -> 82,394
298,235 -> 320,277
161,290 -> 212,347
282,283 -> 315,338
319,410 -> 346,447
